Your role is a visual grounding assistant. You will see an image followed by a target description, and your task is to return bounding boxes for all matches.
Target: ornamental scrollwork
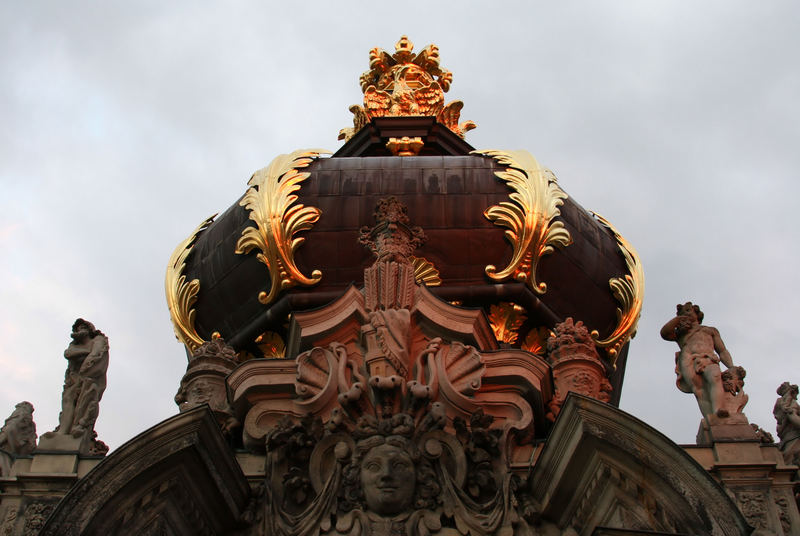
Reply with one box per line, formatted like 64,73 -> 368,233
165,213 -> 216,353
590,212 -> 644,368
475,150 -> 572,294
487,301 -> 526,344
339,36 -> 475,141
235,149 -> 330,305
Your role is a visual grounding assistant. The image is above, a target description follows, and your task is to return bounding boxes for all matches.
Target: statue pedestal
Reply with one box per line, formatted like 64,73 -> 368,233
696,414 -> 757,445
31,433 -> 84,474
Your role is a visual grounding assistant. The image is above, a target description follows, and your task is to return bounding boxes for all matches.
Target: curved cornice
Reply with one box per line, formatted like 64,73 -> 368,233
532,394 -> 750,535
40,406 -> 249,536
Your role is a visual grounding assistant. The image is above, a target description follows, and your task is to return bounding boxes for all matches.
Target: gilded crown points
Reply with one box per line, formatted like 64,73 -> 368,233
338,36 -> 476,142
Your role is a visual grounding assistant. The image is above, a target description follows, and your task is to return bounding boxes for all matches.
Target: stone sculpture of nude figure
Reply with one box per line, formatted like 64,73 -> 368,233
660,302 -> 734,419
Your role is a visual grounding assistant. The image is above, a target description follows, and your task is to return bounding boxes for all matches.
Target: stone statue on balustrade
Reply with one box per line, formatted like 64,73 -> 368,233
40,319 -> 109,455
0,401 -> 37,457
661,303 -> 744,421
0,401 -> 37,476
773,381 -> 800,466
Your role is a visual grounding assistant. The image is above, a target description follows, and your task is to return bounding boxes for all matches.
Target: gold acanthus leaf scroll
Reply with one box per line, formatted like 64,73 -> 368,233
235,149 -> 330,305
474,150 -> 572,294
590,212 -> 645,369
521,326 -> 550,356
488,302 -> 527,344
166,214 -> 217,353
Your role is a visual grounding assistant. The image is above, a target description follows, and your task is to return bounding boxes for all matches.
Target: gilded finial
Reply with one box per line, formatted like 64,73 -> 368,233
339,36 -> 476,142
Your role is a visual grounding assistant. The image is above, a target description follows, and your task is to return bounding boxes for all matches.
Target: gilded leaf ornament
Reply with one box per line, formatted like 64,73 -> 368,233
474,150 -> 572,294
487,302 -> 526,344
235,149 -> 330,305
165,214 -> 217,353
521,326 -> 550,356
255,331 -> 286,359
339,36 -> 475,141
590,212 -> 645,368
410,255 -> 441,286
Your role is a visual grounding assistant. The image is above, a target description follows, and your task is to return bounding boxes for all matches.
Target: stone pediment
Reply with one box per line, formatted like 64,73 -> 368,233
531,394 -> 751,535
40,406 -> 250,535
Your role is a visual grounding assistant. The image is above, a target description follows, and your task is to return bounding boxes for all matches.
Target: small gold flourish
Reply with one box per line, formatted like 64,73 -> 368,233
475,150 -> 572,294
410,256 -> 441,286
255,331 -> 286,359
386,137 -> 424,156
165,214 -> 217,353
488,302 -> 527,344
235,149 -> 330,305
590,212 -> 645,368
521,326 -> 550,355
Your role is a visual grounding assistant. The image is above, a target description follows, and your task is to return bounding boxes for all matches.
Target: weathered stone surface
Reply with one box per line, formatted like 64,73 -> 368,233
533,394 -> 752,535
661,303 -> 749,424
175,337 -> 240,435
0,402 -> 36,458
774,381 -> 800,467
545,317 -> 612,421
39,319 -> 109,456
39,406 -> 250,536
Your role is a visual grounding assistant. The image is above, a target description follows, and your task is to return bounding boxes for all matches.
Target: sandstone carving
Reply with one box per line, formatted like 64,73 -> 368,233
660,302 -> 742,420
56,319 -> 108,438
774,381 -> 800,466
0,402 -> 37,456
175,337 -> 240,435
750,423 -> 775,444
264,407 -> 534,535
228,198 -> 549,534
545,317 -> 612,421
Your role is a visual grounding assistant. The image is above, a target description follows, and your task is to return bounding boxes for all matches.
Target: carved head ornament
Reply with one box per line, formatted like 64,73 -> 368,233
359,196 -> 426,262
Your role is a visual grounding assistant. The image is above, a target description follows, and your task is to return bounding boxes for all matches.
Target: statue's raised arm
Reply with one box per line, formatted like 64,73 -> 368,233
661,302 -> 745,420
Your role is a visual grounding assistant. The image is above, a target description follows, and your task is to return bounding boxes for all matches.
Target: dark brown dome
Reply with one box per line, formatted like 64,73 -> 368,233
166,117 -> 642,404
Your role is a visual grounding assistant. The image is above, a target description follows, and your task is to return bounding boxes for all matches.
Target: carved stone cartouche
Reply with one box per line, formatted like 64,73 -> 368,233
545,317 -> 611,421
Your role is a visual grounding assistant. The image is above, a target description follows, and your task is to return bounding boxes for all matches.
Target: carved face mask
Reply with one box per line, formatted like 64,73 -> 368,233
359,443 -> 416,516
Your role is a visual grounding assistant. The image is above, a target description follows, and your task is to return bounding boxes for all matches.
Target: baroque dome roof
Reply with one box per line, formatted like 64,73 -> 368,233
165,36 -> 643,406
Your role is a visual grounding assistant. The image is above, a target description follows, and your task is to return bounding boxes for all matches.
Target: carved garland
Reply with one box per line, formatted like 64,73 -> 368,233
235,149 -> 330,305
165,214 -> 217,353
590,212 -> 644,368
474,150 -> 572,294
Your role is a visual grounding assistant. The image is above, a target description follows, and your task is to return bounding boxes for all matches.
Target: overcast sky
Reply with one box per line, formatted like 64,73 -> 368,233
1,2 -> 798,451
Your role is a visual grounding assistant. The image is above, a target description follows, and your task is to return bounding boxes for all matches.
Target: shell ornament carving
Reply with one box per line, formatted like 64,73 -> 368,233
410,255 -> 441,286
591,212 -> 645,368
165,213 -> 216,353
235,149 -> 330,305
474,150 -> 572,294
